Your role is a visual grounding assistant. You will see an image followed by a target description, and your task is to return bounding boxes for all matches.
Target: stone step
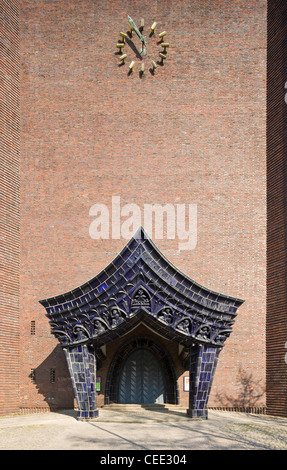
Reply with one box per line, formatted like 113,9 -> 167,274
98,403 -> 192,423
102,403 -> 187,413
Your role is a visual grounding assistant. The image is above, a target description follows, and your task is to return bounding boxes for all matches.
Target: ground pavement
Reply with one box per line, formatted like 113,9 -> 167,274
1,405 -> 287,451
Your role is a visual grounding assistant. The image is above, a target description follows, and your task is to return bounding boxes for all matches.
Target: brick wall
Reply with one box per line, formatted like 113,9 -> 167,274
19,0 -> 266,411
0,0 -> 20,415
266,0 -> 287,418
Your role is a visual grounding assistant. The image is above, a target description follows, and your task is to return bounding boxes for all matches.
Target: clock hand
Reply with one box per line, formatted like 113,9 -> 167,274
128,16 -> 146,54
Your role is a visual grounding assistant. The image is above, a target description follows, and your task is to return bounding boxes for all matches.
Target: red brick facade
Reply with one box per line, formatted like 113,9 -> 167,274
1,0 -> 271,415
0,0 -> 20,416
267,0 -> 287,418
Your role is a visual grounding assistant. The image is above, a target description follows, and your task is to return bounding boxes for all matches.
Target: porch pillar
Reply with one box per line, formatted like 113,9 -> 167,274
187,344 -> 220,419
64,344 -> 98,420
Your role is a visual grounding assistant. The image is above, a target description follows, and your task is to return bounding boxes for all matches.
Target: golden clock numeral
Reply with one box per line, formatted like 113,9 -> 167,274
159,52 -> 166,64
116,43 -> 125,53
119,32 -> 127,43
151,22 -> 157,33
161,42 -> 169,53
120,54 -> 127,64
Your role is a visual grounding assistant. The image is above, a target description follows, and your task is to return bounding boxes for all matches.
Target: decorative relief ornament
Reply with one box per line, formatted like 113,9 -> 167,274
116,16 -> 170,76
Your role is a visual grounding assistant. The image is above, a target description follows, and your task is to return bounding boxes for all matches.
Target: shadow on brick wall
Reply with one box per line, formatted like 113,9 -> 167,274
214,366 -> 266,412
30,345 -> 74,411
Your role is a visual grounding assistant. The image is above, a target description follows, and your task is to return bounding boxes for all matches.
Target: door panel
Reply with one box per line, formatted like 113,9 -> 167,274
118,349 -> 166,404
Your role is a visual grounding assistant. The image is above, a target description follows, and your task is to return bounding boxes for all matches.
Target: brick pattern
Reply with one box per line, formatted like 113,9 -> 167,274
17,0 -> 266,412
266,0 -> 287,418
0,0 -> 20,416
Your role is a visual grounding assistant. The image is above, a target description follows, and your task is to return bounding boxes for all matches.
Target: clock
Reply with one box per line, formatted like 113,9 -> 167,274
116,16 -> 170,76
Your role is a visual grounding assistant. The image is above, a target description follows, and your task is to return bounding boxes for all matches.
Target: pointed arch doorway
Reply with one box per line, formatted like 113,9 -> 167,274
118,348 -> 165,404
105,336 -> 178,405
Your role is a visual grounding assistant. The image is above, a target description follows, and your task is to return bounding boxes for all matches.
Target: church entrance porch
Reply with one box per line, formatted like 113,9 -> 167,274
40,227 -> 244,420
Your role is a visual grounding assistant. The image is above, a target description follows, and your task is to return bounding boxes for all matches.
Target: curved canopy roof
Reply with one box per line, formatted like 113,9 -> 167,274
39,227 -> 244,349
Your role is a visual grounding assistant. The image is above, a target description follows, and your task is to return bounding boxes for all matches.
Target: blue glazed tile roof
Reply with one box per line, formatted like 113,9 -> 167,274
39,227 -> 244,348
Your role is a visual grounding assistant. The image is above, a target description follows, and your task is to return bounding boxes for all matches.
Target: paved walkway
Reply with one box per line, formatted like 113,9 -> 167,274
1,406 -> 287,451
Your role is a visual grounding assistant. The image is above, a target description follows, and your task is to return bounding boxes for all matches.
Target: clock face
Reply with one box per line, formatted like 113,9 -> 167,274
116,16 -> 169,76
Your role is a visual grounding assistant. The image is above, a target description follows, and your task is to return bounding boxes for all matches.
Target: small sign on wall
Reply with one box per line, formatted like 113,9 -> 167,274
183,376 -> 189,392
96,376 -> 101,392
